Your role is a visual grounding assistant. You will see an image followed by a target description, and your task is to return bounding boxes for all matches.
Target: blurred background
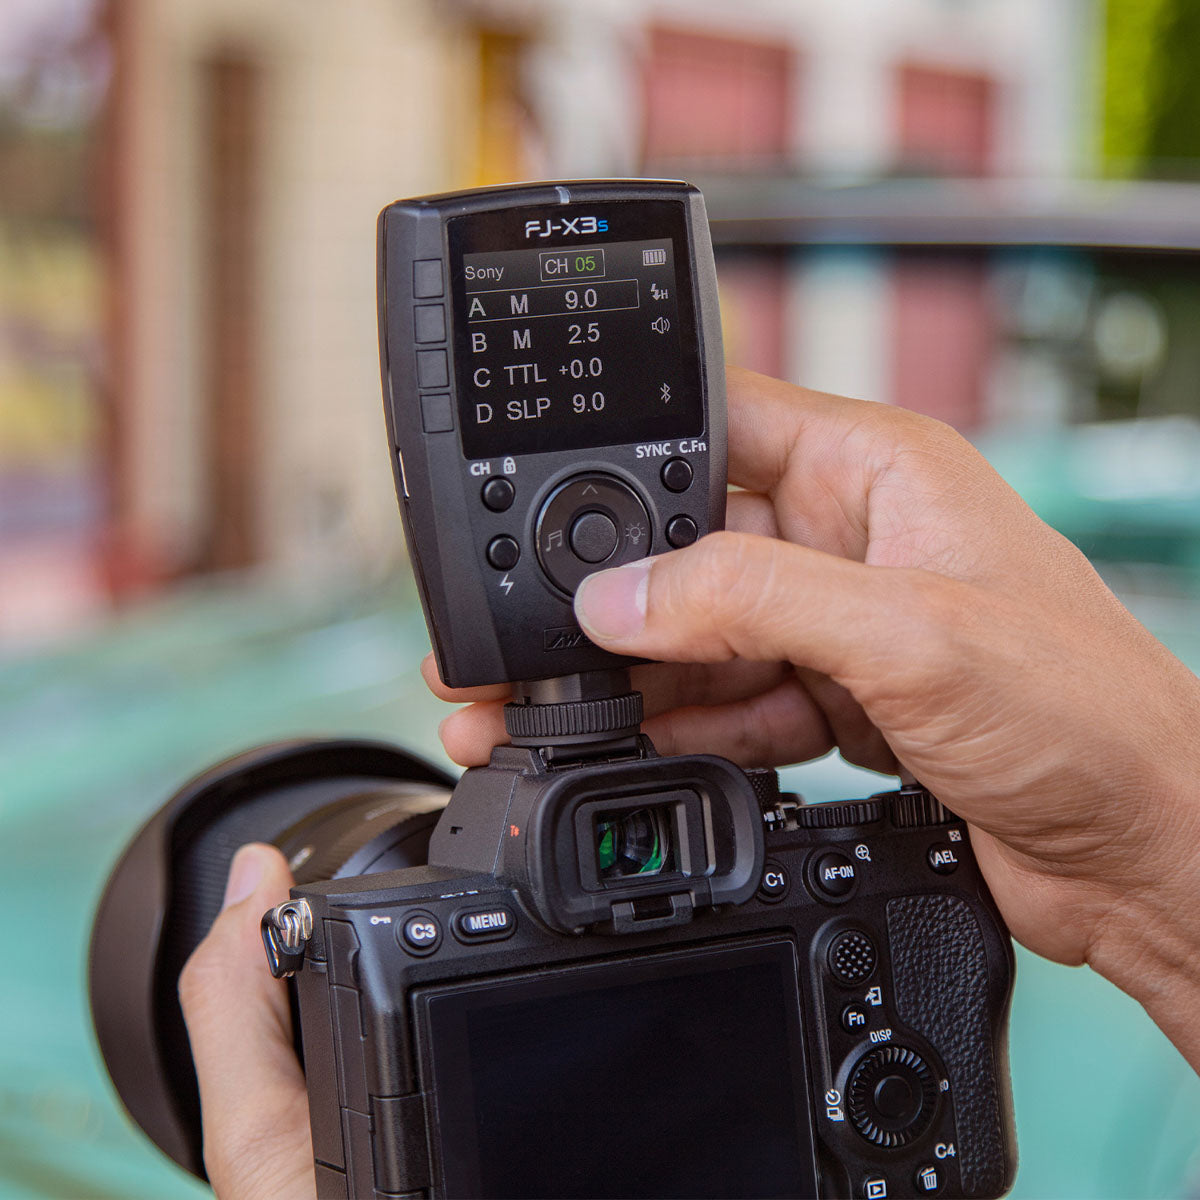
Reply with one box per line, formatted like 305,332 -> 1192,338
3,0 -> 1200,1195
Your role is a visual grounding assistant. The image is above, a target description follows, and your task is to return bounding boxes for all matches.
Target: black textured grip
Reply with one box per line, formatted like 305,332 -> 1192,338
887,895 -> 1007,1196
503,692 -> 643,739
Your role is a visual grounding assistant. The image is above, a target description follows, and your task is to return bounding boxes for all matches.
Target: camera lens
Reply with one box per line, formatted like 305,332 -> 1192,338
596,805 -> 675,880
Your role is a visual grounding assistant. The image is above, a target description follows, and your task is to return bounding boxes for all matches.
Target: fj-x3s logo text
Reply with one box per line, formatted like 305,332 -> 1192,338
524,216 -> 610,238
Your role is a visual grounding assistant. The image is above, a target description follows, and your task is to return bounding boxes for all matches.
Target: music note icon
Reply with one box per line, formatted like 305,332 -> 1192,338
545,530 -> 563,552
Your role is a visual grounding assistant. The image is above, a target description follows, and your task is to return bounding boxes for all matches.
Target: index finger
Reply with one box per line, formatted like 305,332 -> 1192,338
726,366 -> 857,494
420,654 -> 510,703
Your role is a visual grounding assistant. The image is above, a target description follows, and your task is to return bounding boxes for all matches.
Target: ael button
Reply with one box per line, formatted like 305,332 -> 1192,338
486,535 -> 520,571
453,906 -> 517,944
398,911 -> 441,956
481,477 -> 515,512
757,860 -> 790,903
927,843 -> 960,875
661,456 -> 693,493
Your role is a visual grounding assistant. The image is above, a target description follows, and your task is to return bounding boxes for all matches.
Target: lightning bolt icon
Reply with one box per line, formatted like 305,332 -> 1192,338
499,574 -> 514,595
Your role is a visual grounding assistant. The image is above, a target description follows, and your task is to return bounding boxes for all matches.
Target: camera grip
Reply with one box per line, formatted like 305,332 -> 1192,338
886,894 -> 1009,1196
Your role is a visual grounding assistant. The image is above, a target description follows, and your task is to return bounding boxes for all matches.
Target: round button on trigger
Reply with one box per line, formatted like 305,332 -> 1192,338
661,456 -> 693,493
666,515 -> 698,548
569,511 -> 618,563
486,535 -> 520,571
481,477 -> 515,512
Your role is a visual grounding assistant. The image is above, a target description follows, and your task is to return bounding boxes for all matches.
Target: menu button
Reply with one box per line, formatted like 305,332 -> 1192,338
454,906 -> 517,943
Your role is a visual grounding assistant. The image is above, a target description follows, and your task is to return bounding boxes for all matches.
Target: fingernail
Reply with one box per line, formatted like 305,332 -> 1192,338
575,559 -> 651,641
222,845 -> 265,909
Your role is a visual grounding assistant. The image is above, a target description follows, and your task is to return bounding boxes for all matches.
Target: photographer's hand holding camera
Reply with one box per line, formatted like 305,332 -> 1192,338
181,367 -> 1200,1198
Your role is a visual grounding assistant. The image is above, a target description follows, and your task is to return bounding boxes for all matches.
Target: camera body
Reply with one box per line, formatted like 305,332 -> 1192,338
269,765 -> 1015,1199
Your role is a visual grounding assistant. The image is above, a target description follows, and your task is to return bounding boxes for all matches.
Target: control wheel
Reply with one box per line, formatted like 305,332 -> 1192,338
846,1045 -> 938,1148
535,472 -> 652,595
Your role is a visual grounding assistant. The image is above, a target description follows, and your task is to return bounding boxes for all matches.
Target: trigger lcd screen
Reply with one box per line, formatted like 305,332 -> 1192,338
447,199 -> 705,460
413,937 -> 817,1199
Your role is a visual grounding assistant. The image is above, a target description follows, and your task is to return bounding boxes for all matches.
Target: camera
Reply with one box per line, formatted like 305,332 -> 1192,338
90,181 -> 1017,1199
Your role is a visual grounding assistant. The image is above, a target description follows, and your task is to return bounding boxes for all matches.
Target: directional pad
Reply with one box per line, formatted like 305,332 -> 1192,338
535,473 -> 652,595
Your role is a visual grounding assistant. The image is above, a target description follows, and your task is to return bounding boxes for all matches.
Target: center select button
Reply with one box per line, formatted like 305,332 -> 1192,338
454,906 -> 517,944
569,511 -> 618,563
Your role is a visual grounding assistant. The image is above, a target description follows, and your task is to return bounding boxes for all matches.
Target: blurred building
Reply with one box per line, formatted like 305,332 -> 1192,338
2,0 -> 1102,646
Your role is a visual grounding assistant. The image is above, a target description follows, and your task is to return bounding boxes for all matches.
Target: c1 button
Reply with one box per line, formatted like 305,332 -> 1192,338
841,1002 -> 870,1034
399,911 -> 441,956
813,851 -> 857,897
482,477 -> 515,512
661,457 -> 693,493
758,860 -> 790,903
486,535 -> 520,571
914,1165 -> 943,1195
927,843 -> 960,874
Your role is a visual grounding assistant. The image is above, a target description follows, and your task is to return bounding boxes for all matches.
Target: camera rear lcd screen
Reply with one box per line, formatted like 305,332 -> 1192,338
414,938 -> 817,1199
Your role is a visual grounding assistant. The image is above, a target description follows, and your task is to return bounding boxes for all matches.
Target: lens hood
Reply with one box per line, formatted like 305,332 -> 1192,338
88,738 -> 454,1178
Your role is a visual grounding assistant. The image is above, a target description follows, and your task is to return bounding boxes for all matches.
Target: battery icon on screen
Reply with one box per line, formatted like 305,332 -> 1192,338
642,248 -> 667,266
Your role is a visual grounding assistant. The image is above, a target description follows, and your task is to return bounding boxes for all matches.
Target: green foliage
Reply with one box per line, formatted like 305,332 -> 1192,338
1103,0 -> 1200,175
1144,0 -> 1200,167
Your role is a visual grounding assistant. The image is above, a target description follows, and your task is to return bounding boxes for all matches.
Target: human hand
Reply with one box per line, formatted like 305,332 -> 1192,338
429,366 -> 1200,1069
179,844 -> 316,1200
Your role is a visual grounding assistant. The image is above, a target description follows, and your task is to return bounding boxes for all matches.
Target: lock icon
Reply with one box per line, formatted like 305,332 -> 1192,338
502,457 -> 516,474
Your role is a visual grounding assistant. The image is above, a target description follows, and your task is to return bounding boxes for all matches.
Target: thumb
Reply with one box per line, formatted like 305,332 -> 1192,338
573,530 -> 937,682
179,843 -> 314,1198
